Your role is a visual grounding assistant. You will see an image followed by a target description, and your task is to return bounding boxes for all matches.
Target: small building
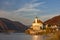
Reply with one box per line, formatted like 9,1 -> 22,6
45,24 -> 58,32
51,25 -> 58,31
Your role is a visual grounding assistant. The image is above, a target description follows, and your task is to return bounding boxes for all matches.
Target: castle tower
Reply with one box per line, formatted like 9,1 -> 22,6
31,16 -> 43,31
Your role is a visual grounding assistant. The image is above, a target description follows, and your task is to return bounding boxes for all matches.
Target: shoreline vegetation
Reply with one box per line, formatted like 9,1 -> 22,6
25,29 -> 60,40
25,27 -> 60,40
46,30 -> 60,40
25,26 -> 59,35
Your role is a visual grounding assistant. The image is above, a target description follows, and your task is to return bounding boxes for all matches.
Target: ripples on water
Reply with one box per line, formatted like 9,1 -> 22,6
0,33 -> 46,40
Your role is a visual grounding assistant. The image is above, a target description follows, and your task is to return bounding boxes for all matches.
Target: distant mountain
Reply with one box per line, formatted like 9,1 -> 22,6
0,18 -> 28,32
44,15 -> 60,26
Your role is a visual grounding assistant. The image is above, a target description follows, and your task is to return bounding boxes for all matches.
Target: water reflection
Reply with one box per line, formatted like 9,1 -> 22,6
32,35 -> 43,40
0,33 -> 45,40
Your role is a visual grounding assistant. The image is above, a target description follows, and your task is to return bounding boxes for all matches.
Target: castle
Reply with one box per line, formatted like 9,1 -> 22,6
25,17 -> 58,35
30,16 -> 43,31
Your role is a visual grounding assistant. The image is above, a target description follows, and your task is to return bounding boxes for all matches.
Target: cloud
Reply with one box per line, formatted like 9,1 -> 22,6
15,8 -> 40,12
4,0 -> 15,6
1,1 -> 43,25
0,10 -> 32,25
0,10 -> 60,25
4,2 -> 10,6
14,0 -> 45,17
32,0 -> 37,3
0,10 -> 10,17
40,13 -> 60,21
1,0 -> 16,10
15,2 -> 45,12
0,0 -> 60,25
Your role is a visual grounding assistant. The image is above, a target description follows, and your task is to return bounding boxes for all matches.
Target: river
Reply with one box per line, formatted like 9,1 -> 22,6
0,33 -> 47,40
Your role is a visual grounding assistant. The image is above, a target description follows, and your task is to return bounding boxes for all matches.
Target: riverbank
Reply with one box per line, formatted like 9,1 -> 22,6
45,30 -> 60,40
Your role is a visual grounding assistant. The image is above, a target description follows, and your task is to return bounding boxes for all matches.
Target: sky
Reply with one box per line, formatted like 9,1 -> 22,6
0,0 -> 60,25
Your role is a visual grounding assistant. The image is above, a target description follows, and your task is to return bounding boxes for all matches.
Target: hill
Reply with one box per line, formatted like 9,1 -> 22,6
44,15 -> 60,26
0,18 -> 28,32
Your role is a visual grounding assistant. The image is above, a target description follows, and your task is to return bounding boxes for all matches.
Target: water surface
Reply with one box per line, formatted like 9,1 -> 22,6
0,33 -> 46,40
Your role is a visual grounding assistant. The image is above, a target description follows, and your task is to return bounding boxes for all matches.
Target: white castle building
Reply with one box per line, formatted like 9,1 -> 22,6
30,17 -> 43,31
